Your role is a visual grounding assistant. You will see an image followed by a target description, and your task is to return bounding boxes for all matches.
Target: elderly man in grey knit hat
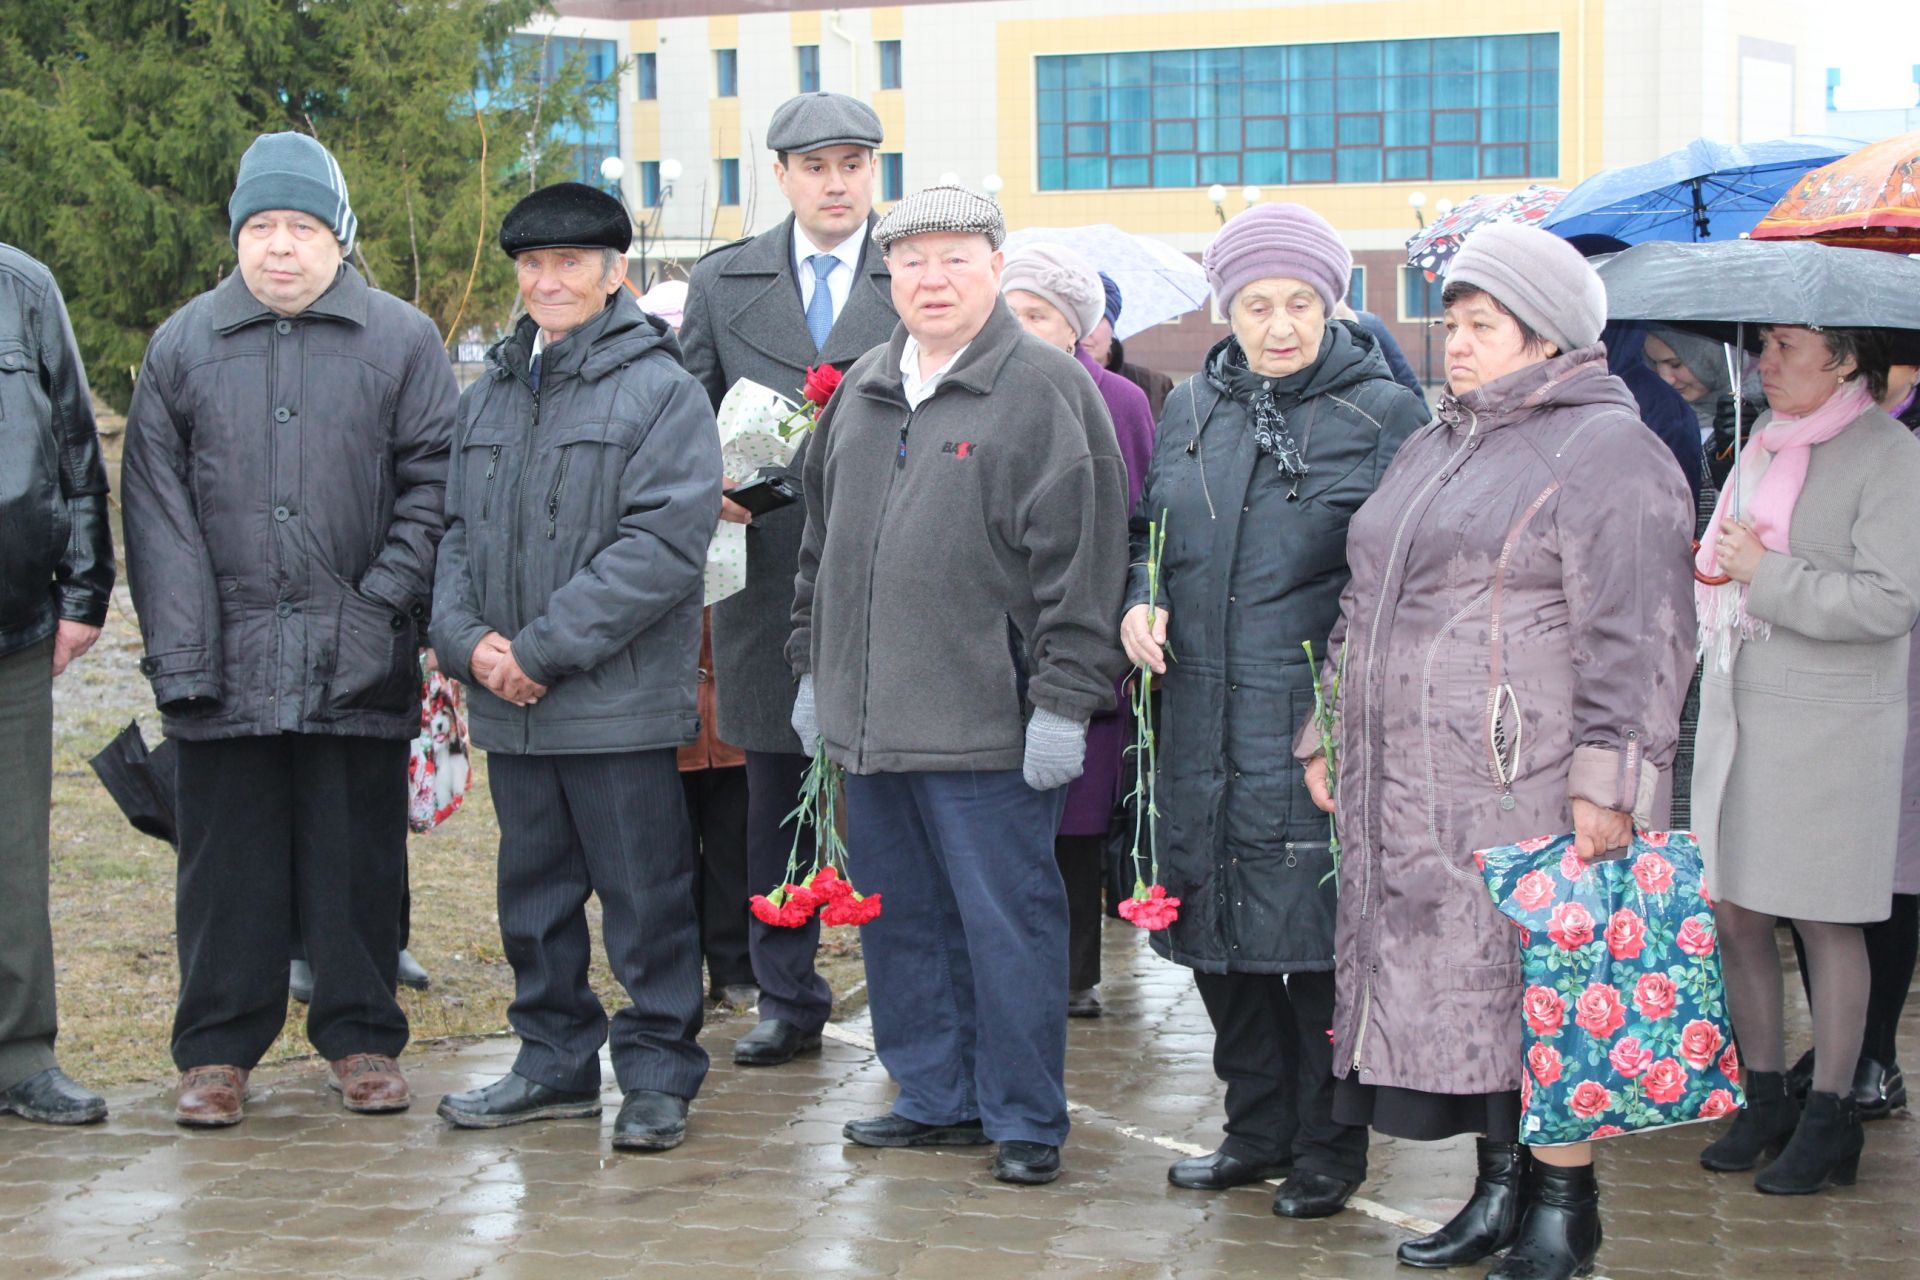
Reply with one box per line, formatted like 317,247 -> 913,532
123,131 -> 456,1127
787,185 -> 1129,1186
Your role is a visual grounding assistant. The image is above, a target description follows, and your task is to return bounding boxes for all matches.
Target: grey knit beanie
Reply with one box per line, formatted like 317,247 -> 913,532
1203,202 -> 1352,313
1001,243 -> 1104,342
229,132 -> 357,252
1445,223 -> 1605,354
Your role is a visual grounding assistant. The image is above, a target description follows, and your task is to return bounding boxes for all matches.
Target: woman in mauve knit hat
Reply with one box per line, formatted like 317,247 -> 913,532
1118,202 -> 1426,1220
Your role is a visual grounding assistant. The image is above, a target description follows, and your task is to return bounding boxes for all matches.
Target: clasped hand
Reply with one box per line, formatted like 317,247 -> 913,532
469,632 -> 547,706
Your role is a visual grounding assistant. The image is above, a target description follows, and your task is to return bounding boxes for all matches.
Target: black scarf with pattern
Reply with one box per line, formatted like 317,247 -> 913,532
1205,336 -> 1325,497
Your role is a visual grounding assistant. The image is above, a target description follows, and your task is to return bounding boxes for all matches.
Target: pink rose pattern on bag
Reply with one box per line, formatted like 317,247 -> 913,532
1479,831 -> 1744,1146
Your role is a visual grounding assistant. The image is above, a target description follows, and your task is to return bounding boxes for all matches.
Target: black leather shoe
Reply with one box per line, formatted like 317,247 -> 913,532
0,1068 -> 107,1125
733,1019 -> 822,1066
1852,1057 -> 1907,1120
436,1072 -> 602,1129
612,1089 -> 689,1152
1398,1138 -> 1526,1268
1271,1170 -> 1358,1219
843,1112 -> 992,1148
288,958 -> 314,1005
993,1141 -> 1061,1185
1167,1149 -> 1290,1190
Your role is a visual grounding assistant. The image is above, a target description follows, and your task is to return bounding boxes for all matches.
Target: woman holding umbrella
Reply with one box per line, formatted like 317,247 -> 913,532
1693,325 -> 1920,1194
1296,223 -> 1695,1279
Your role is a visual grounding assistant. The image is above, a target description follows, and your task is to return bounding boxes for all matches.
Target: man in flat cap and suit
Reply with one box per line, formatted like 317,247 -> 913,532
789,185 -> 1130,1185
432,182 -> 722,1152
680,91 -> 899,1068
123,131 -> 455,1126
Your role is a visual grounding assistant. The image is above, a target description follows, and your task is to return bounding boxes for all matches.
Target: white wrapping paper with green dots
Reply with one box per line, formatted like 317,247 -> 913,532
705,379 -> 806,606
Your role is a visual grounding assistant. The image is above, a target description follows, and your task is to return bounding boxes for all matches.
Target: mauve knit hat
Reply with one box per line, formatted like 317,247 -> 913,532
1445,222 -> 1606,354
1203,202 -> 1352,313
1001,243 -> 1105,342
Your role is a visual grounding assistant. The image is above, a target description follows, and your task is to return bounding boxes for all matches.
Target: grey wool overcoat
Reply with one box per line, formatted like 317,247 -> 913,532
1692,404 -> 1920,923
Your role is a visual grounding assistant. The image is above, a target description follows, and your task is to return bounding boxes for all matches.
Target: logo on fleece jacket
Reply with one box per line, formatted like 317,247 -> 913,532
940,441 -> 976,459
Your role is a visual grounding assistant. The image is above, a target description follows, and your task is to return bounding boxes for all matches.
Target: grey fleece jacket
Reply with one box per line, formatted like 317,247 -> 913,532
787,300 -> 1130,775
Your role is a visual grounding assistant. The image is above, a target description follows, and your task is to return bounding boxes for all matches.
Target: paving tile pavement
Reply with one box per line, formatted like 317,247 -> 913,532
1,926 -> 1914,1278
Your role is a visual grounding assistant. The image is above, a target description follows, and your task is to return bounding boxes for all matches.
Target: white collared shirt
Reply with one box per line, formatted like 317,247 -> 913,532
793,225 -> 865,323
900,336 -> 972,410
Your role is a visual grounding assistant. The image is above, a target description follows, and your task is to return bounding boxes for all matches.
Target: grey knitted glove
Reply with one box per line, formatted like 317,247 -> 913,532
790,674 -> 819,755
1023,707 -> 1088,791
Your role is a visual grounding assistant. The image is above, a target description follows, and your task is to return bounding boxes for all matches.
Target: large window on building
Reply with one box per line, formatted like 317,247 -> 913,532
636,51 -> 657,100
798,45 -> 821,94
715,48 -> 738,98
498,34 -> 621,190
878,40 -> 903,91
1037,34 -> 1559,191
718,158 -> 741,206
640,160 -> 662,207
880,152 -> 905,202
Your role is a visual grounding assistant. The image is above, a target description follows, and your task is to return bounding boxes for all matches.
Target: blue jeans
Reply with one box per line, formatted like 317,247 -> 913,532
844,769 -> 1071,1146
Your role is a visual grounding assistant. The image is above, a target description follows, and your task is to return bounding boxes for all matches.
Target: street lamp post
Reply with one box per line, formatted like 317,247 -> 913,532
1207,184 -> 1261,225
601,154 -> 681,291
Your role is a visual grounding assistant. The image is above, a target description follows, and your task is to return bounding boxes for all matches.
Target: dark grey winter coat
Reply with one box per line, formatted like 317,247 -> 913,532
1127,323 -> 1424,975
680,215 -> 897,753
431,293 -> 722,756
122,267 -> 454,741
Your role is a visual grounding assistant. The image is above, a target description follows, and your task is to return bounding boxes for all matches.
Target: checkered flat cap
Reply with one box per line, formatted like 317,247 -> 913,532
872,183 -> 1005,251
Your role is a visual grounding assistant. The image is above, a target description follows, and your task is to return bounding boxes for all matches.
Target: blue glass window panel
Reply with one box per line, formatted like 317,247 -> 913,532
1038,125 -> 1065,157
1290,44 -> 1334,79
1483,144 -> 1528,178
881,153 -> 904,201
1291,115 -> 1334,149
1066,55 -> 1106,89
1531,34 -> 1560,69
1485,71 -> 1529,107
1039,158 -> 1065,190
1486,35 -> 1529,71
879,41 -> 903,90
1338,115 -> 1382,145
1481,107 -> 1528,142
715,49 -> 738,97
1404,267 -> 1444,319
1038,91 -> 1065,124
1337,148 -> 1383,183
1386,148 -> 1429,180
1152,154 -> 1196,187
1243,80 -> 1285,114
1292,152 -> 1334,183
1338,77 -> 1382,111
1385,111 -> 1429,146
719,158 -> 740,205
1153,84 -> 1195,116
1433,38 -> 1477,73
1531,71 -> 1559,104
1530,143 -> 1560,175
1244,47 -> 1286,79
1289,80 -> 1334,114
1067,157 -> 1108,189
1068,124 -> 1107,153
1111,121 -> 1151,154
1199,153 -> 1241,185
1199,118 -> 1241,151
1110,87 -> 1152,120
1530,107 -> 1558,141
1433,144 -> 1477,180
1386,40 -> 1430,75
640,161 -> 661,206
1245,151 -> 1288,184
1111,52 -> 1151,87
637,53 -> 657,100
1337,42 -> 1381,77
1386,76 -> 1431,110
1434,110 -> 1477,142
1198,48 -> 1241,80
1154,121 -> 1195,151
1037,58 -> 1064,91
1199,84 -> 1241,118
1434,74 -> 1475,107
1067,89 -> 1107,118
1245,117 -> 1288,148
1347,266 -> 1367,311
1111,157 -> 1151,187
798,45 -> 820,94
1153,51 -> 1194,83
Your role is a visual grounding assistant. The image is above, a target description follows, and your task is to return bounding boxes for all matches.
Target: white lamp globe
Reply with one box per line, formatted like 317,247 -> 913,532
1408,189 -> 1428,210
1241,186 -> 1261,205
1206,184 -> 1227,204
981,173 -> 1004,195
659,158 -> 684,183
599,155 -> 626,183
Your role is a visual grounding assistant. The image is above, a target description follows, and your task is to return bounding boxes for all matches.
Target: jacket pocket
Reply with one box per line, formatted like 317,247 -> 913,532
322,588 -> 415,717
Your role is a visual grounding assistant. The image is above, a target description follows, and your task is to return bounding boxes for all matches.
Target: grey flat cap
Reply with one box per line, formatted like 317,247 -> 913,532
767,92 -> 884,154
872,183 -> 1006,251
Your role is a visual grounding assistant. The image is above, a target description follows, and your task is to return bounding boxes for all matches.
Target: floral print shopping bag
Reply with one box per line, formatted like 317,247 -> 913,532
1477,831 -> 1744,1146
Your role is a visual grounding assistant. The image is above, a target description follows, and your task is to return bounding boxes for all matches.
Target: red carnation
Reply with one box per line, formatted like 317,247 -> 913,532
820,890 -> 882,926
1118,884 -> 1181,931
802,363 -> 843,408
805,865 -> 854,902
750,884 -> 818,928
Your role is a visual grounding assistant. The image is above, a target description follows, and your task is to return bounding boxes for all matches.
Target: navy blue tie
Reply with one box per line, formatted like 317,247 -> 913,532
805,254 -> 837,351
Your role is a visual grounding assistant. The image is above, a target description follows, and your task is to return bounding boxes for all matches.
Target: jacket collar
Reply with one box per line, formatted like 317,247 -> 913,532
720,214 -> 893,371
211,263 -> 368,334
489,289 -> 675,386
1437,347 -> 1630,435
855,298 -> 1025,407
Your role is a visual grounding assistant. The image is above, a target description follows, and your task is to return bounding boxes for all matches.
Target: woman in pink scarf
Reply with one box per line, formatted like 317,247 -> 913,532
1692,325 -> 1920,1196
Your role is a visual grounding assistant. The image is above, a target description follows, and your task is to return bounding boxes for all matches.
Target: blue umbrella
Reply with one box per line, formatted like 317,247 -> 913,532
1541,135 -> 1862,244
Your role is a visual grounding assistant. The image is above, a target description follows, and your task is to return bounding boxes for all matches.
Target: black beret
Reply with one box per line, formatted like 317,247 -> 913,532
499,181 -> 633,257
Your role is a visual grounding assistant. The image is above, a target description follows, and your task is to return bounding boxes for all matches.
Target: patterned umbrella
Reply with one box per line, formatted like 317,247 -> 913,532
1405,184 -> 1566,277
1751,130 -> 1920,251
1001,224 -> 1211,340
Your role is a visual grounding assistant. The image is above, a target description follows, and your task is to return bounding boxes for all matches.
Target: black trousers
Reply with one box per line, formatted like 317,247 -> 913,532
489,748 -> 708,1097
291,867 -> 410,961
1194,969 -> 1369,1183
743,750 -> 831,1033
172,734 -> 409,1070
0,638 -> 58,1091
681,765 -> 754,992
1792,893 -> 1920,1066
1054,833 -> 1105,990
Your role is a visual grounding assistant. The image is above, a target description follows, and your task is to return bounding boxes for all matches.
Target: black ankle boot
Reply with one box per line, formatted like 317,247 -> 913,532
1785,1049 -> 1814,1102
1485,1162 -> 1601,1280
1395,1137 -> 1526,1268
1700,1069 -> 1799,1171
1755,1090 -> 1864,1195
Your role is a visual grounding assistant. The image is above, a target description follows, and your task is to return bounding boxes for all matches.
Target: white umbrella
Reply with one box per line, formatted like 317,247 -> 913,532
1001,224 -> 1211,340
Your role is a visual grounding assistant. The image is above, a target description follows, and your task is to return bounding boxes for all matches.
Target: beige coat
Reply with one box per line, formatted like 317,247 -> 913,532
1693,405 -> 1920,922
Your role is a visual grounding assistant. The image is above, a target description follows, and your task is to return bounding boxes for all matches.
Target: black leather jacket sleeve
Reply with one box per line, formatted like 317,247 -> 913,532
356,320 -> 455,620
40,272 -> 114,626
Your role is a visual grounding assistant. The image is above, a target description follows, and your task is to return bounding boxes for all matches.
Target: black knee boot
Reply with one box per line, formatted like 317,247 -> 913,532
1700,1069 -> 1799,1171
1485,1161 -> 1601,1280
1395,1137 -> 1526,1268
1754,1090 -> 1864,1195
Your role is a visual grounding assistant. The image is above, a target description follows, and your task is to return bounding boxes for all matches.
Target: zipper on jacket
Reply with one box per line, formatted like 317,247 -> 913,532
855,407 -> 917,771
510,384 -> 540,754
546,445 -> 573,539
1351,962 -> 1377,1072
482,445 -> 501,520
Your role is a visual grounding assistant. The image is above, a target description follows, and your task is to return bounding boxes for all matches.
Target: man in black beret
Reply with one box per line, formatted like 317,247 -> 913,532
680,92 -> 899,1070
432,181 -> 724,1152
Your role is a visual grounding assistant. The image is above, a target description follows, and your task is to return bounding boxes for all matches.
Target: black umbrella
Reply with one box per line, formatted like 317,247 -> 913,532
87,721 -> 178,848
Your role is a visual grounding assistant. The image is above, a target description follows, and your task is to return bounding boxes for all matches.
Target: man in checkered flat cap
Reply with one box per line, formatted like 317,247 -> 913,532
786,184 -> 1129,1185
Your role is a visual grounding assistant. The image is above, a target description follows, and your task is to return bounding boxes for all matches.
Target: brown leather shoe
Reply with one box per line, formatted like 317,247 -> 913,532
175,1066 -> 249,1127
328,1054 -> 411,1113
